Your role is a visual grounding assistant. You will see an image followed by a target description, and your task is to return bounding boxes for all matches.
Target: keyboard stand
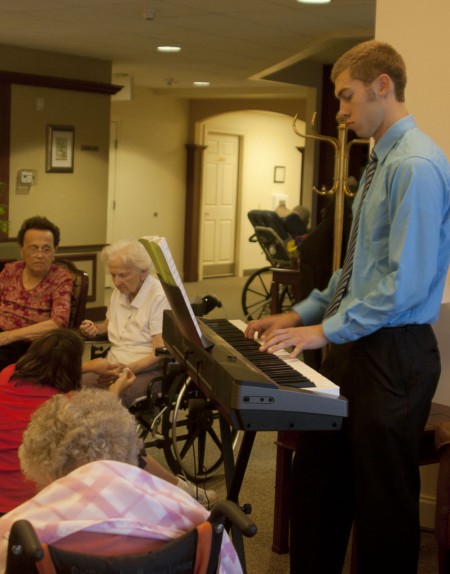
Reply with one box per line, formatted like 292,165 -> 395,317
219,417 -> 256,574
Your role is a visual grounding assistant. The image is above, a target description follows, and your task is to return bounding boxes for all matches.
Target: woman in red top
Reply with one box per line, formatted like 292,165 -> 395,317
0,216 -> 73,371
0,329 -> 84,515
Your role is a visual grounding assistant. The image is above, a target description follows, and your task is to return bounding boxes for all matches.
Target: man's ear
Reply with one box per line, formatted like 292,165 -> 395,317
376,73 -> 394,97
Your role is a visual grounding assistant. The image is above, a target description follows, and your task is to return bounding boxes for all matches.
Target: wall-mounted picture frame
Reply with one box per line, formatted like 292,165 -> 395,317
46,125 -> 74,173
274,165 -> 285,183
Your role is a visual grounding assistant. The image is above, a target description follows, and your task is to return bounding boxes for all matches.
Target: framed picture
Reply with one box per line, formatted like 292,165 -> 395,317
274,165 -> 285,183
46,125 -> 74,173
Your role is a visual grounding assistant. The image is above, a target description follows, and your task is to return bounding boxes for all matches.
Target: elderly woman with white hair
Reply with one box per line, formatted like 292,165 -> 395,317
80,239 -> 217,507
81,238 -> 170,408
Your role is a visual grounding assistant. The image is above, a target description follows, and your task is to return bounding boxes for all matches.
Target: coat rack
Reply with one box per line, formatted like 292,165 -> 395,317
293,112 -> 369,272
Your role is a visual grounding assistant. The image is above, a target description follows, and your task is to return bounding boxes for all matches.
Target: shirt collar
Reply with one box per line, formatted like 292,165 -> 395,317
118,275 -> 152,309
373,114 -> 416,164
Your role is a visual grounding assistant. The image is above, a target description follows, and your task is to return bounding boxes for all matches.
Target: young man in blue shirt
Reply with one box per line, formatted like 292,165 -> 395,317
246,40 -> 450,573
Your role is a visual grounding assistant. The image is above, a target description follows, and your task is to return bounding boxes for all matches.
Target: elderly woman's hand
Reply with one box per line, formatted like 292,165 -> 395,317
108,367 -> 136,395
87,357 -> 123,380
80,320 -> 99,338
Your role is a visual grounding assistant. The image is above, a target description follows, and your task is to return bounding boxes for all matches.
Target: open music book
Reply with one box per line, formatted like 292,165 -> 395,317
139,236 -> 212,348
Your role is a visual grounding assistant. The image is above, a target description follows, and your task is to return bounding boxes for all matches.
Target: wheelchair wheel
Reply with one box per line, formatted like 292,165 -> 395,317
241,266 -> 272,320
162,375 -> 239,483
242,266 -> 295,321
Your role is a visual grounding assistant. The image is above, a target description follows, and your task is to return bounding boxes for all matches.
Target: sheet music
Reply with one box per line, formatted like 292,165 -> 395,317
140,236 -> 204,343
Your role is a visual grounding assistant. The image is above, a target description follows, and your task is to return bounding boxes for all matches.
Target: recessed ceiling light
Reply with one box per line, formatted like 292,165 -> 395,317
297,0 -> 331,4
157,46 -> 181,53
193,81 -> 210,87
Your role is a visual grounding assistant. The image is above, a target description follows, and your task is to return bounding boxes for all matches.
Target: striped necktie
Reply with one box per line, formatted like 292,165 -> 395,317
323,150 -> 378,320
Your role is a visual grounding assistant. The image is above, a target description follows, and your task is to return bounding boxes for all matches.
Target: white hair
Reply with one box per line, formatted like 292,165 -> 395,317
100,239 -> 153,274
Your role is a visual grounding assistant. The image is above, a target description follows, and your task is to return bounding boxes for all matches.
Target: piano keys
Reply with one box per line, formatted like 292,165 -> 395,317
162,310 -> 348,432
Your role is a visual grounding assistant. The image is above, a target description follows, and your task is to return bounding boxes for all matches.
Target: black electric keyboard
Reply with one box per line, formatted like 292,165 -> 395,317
163,310 -> 348,431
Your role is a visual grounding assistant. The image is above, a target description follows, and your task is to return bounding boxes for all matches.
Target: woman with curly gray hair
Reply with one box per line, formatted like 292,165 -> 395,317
19,388 -> 142,488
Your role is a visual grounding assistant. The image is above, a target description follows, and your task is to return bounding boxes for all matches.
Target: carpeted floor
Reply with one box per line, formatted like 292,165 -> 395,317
150,275 -> 439,574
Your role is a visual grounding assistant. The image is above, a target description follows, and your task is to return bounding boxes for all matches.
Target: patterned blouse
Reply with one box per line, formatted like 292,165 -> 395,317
0,261 -> 73,331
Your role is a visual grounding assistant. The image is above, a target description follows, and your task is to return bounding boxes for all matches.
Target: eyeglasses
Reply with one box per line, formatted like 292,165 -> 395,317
25,246 -> 54,256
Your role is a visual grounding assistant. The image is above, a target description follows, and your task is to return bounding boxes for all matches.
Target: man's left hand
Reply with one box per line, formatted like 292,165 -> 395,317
259,324 -> 328,357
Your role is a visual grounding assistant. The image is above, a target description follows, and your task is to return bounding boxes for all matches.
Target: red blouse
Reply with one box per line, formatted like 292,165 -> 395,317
0,261 -> 73,331
0,364 -> 59,513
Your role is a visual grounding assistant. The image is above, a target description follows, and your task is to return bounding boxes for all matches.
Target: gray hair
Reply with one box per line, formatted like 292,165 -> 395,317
100,238 -> 153,274
19,388 -> 142,488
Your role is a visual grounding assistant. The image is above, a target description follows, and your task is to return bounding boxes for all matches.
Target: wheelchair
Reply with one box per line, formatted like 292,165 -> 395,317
241,209 -> 301,320
89,294 -> 239,484
6,500 -> 257,574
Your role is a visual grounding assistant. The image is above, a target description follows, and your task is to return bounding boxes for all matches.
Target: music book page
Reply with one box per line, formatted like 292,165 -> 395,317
140,236 -> 205,344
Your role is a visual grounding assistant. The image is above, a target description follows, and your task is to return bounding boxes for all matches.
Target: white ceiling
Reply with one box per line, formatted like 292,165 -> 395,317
0,0 -> 376,96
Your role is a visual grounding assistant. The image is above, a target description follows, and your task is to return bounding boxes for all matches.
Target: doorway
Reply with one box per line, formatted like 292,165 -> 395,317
201,131 -> 240,278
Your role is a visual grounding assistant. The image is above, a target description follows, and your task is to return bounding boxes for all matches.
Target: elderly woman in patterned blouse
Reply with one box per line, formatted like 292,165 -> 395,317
0,216 -> 73,371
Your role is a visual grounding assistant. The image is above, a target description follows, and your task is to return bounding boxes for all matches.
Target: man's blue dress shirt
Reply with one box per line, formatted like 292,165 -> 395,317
293,115 -> 450,344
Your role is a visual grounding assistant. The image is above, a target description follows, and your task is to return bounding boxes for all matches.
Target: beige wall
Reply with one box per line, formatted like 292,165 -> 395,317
0,43 -> 110,83
9,85 -> 110,244
110,88 -> 190,270
0,45 -> 112,306
375,0 -> 449,157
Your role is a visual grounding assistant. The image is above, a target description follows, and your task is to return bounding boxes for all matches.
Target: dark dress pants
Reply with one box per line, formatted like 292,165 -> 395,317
290,325 -> 440,574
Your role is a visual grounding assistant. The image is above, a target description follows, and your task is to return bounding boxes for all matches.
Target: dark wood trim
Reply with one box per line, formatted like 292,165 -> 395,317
56,254 -> 97,301
56,244 -> 107,252
0,70 -> 122,95
1,240 -> 107,252
0,83 -> 11,242
183,144 -> 207,282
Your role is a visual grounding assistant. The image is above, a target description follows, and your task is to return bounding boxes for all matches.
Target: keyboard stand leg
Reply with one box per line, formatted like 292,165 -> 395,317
219,418 -> 256,574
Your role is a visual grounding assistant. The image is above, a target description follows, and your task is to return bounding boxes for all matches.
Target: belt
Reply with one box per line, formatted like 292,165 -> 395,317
379,324 -> 430,333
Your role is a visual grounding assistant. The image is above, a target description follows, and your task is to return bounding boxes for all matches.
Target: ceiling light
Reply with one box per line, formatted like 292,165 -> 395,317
157,46 -> 181,53
297,0 -> 331,4
193,81 -> 210,87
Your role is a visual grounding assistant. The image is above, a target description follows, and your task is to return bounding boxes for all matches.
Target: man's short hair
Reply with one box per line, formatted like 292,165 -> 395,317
17,216 -> 61,247
331,40 -> 407,102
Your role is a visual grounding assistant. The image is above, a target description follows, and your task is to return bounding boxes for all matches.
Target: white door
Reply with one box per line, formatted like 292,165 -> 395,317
201,133 -> 239,277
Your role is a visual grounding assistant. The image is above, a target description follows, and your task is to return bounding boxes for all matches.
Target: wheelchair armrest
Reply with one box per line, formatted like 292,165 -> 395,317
155,346 -> 172,357
209,500 -> 257,538
8,520 -> 44,561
